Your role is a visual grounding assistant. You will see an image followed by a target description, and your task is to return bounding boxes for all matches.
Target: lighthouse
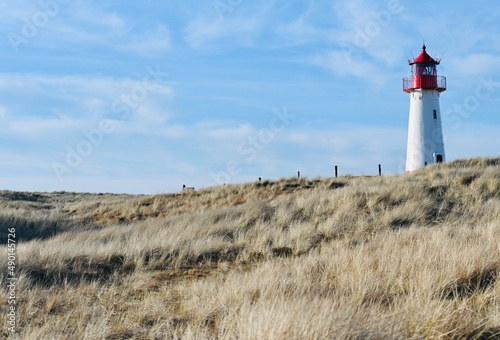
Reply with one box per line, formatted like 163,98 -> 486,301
403,44 -> 446,172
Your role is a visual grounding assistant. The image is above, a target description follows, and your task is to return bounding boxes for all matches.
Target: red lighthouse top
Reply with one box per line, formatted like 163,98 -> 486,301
403,44 -> 446,93
409,45 -> 440,65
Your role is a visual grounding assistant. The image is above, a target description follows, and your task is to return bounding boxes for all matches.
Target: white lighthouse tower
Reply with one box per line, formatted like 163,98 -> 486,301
403,44 -> 447,172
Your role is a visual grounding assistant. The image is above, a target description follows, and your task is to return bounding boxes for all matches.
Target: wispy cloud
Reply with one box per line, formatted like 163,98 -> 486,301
448,54 -> 500,77
0,73 -> 175,142
184,17 -> 262,48
1,2 -> 173,57
310,51 -> 380,81
206,124 -> 255,139
8,118 -> 87,136
446,123 -> 500,159
304,0 -> 406,83
0,106 -> 7,121
118,24 -> 172,54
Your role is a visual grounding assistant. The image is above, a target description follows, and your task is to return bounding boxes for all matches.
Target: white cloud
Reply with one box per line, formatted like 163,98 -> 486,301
0,73 -> 176,142
160,125 -> 187,138
276,19 -> 317,39
310,50 -> 381,82
448,54 -> 500,77
206,124 -> 255,139
65,6 -> 128,34
0,106 -> 7,121
132,105 -> 170,125
175,161 -> 197,176
446,123 -> 500,160
272,1 -> 332,47
184,17 -> 261,48
306,0 -> 406,82
0,2 -> 173,56
115,120 -> 187,139
288,133 -> 308,143
0,151 -> 50,172
8,118 -> 87,135
118,25 -> 172,54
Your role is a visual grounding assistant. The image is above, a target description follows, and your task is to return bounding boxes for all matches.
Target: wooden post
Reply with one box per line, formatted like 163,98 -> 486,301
335,166 -> 338,178
378,164 -> 382,176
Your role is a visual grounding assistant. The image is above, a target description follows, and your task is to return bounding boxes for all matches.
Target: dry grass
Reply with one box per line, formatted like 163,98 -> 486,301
1,157 -> 500,339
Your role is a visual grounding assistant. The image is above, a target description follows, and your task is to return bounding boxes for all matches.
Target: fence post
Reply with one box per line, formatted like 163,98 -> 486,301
378,164 -> 382,176
335,166 -> 338,178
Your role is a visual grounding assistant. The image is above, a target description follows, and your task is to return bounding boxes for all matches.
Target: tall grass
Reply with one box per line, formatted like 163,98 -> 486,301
1,158 -> 500,339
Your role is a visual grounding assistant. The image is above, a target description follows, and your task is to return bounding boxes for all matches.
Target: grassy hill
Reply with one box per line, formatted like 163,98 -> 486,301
1,158 -> 500,339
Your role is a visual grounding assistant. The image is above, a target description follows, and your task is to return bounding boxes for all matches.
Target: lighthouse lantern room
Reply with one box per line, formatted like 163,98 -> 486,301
403,44 -> 446,173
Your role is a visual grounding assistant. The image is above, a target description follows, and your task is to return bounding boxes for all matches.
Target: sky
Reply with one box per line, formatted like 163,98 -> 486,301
1,0 -> 499,194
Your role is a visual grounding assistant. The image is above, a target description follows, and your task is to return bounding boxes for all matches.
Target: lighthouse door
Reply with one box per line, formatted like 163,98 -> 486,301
436,154 -> 443,163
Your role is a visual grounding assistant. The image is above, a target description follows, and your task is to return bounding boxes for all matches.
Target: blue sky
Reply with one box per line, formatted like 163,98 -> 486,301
1,0 -> 499,194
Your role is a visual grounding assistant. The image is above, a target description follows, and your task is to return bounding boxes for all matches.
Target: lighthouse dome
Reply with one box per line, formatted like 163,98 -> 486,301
409,44 -> 440,65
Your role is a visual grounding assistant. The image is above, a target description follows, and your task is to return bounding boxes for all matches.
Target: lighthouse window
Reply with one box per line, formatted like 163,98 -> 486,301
413,64 -> 436,76
433,110 -> 437,119
413,65 -> 422,76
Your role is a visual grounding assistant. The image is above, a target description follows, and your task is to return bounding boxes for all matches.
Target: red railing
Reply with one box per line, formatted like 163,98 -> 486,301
403,76 -> 446,93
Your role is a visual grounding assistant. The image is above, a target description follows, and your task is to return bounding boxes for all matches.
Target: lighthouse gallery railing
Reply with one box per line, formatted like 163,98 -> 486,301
403,76 -> 446,93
